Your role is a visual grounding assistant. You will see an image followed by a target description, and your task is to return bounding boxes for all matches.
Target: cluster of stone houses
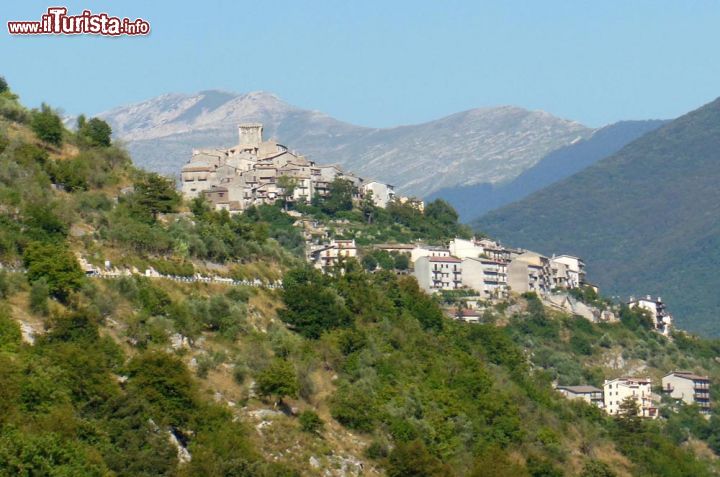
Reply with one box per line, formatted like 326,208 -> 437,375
556,371 -> 711,417
181,123 -> 403,211
411,237 -> 587,299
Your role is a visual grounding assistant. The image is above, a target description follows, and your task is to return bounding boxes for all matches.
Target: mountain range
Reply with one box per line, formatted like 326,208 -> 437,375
476,97 -> 720,335
429,119 -> 669,221
98,90 -> 592,197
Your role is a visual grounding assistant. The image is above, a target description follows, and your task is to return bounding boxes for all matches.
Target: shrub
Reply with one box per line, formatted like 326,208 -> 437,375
29,278 -> 50,315
330,383 -> 377,432
23,242 -> 84,302
298,410 -> 323,434
30,104 -> 64,146
255,359 -> 298,404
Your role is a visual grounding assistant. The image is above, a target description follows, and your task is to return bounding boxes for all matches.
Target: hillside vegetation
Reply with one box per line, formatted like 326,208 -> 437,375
430,120 -> 667,221
476,97 -> 720,336
1,78 -> 720,476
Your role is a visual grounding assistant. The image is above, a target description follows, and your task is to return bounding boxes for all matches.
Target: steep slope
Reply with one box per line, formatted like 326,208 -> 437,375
429,120 -> 668,221
476,97 -> 720,335
99,90 -> 592,197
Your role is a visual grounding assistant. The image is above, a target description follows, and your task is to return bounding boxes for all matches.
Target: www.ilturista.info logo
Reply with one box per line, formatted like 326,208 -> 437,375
7,7 -> 150,36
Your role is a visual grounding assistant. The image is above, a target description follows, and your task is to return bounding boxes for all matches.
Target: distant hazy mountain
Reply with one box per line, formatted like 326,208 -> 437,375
475,97 -> 720,335
99,90 -> 592,197
428,120 -> 669,221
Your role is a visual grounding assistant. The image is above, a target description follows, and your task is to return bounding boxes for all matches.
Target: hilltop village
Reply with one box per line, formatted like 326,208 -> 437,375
178,124 -> 705,420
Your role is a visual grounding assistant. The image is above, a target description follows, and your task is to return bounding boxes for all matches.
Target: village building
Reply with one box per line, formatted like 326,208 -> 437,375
603,377 -> 658,419
181,123 -> 393,213
507,251 -> 552,295
628,295 -> 673,336
476,238 -> 512,263
309,239 -> 358,270
550,254 -> 586,289
556,385 -> 604,408
662,371 -> 711,415
448,238 -> 485,259
360,180 -> 395,208
414,256 -> 463,293
410,245 -> 451,264
448,307 -> 482,324
396,195 -> 425,211
373,243 -> 415,255
461,257 -> 508,299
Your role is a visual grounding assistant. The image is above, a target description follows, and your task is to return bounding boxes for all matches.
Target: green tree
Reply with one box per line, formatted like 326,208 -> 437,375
322,178 -> 354,215
394,253 -> 410,271
361,191 -> 376,224
127,351 -> 199,428
255,359 -> 299,405
425,198 -> 459,226
132,173 -> 181,220
0,76 -> 8,94
362,254 -> 378,272
580,460 -> 617,477
80,117 -> 112,147
277,175 -> 298,211
298,410 -> 324,434
30,103 -> 64,146
280,266 -> 352,339
23,242 -> 84,302
29,278 -> 50,315
386,440 -> 448,477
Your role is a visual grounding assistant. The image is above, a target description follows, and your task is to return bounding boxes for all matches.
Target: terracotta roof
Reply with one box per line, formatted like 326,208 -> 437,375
429,256 -> 461,263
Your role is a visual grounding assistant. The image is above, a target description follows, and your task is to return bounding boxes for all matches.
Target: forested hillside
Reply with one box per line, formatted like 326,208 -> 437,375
1,77 -> 719,476
476,97 -> 720,336
429,120 -> 667,221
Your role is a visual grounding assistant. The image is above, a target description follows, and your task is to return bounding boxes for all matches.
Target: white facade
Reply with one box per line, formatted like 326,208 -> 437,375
662,372 -> 711,415
449,238 -> 484,259
414,256 -> 463,293
361,181 -> 395,208
410,245 -> 451,264
603,377 -> 658,419
550,255 -> 586,289
628,296 -> 673,336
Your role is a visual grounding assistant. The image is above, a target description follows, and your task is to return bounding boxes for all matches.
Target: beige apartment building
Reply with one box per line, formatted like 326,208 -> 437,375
507,251 -> 552,295
662,371 -> 711,415
603,377 -> 658,419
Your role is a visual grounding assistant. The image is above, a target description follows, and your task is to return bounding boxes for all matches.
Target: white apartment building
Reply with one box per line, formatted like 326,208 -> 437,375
662,371 -> 711,415
449,238 -> 484,259
550,254 -> 586,289
603,377 -> 658,419
410,245 -> 451,264
461,257 -> 508,299
360,181 -> 395,208
414,256 -> 463,292
628,296 -> 673,336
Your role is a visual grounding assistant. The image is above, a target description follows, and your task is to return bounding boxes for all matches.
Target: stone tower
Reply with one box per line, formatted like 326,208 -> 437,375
238,123 -> 263,148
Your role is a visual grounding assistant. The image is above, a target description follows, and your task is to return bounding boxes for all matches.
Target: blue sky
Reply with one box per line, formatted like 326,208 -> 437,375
2,0 -> 720,127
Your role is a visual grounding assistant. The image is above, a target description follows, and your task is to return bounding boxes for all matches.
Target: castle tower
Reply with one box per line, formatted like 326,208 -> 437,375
238,123 -> 263,149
